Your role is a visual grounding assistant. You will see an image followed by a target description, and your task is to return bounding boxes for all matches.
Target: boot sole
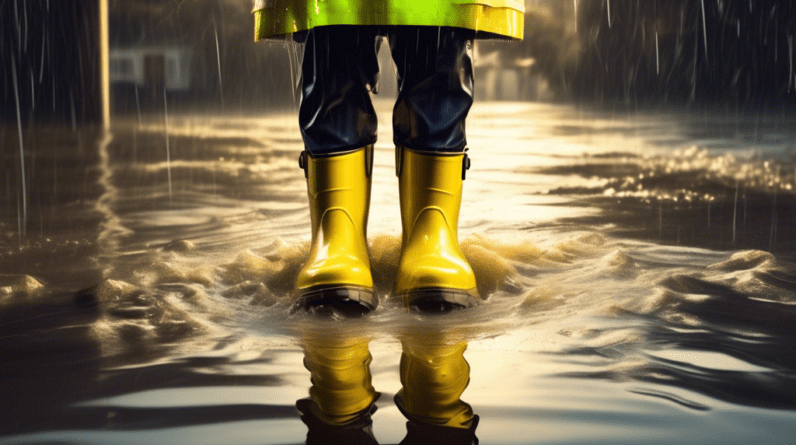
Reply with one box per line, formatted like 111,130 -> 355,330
400,288 -> 481,313
292,285 -> 377,316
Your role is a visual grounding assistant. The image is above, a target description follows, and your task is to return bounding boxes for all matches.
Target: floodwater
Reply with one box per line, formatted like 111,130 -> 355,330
2,100 -> 796,444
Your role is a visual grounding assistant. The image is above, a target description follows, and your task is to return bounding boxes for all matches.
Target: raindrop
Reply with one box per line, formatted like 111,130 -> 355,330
789,35 -> 793,92
658,201 -> 663,240
29,69 -> 35,111
39,28 -> 46,83
655,30 -> 660,75
768,168 -> 779,252
287,40 -> 301,105
164,86 -> 173,204
732,181 -> 738,246
214,19 -> 225,108
11,52 -> 27,245
287,42 -> 296,104
53,159 -> 57,208
700,0 -> 709,62
22,0 -> 28,53
743,185 -> 748,229
132,125 -> 138,164
606,0 -> 611,29
573,0 -> 578,33
707,198 -> 711,229
13,0 -> 20,52
69,89 -> 77,132
134,85 -> 142,126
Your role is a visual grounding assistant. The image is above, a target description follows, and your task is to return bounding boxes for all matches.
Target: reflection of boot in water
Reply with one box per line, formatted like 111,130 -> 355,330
298,335 -> 380,445
396,337 -> 479,445
296,397 -> 379,445
400,415 -> 479,445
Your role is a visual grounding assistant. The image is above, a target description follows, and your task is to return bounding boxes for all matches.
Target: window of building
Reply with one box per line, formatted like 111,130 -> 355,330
110,58 -> 134,78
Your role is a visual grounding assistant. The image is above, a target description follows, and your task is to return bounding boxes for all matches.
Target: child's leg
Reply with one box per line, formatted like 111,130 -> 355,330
389,26 -> 475,153
294,26 -> 382,314
389,27 -> 481,311
299,26 -> 381,155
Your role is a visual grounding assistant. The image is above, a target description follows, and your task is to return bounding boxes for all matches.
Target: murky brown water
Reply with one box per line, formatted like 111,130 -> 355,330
2,100 -> 796,444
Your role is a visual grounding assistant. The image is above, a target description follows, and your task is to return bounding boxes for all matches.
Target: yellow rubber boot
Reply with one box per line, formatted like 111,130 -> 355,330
394,146 -> 480,311
294,146 -> 376,314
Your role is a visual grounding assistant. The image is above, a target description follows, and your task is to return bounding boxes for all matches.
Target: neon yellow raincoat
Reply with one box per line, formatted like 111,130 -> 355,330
253,0 -> 524,41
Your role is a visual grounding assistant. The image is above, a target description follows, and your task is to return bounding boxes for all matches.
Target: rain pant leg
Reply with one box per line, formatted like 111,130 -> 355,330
299,26 -> 474,155
389,27 -> 475,153
299,26 -> 381,156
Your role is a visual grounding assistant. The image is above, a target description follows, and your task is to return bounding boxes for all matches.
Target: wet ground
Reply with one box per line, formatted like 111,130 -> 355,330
1,100 -> 796,444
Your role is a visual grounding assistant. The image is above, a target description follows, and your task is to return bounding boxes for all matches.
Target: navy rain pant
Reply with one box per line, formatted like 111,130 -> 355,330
298,26 -> 475,156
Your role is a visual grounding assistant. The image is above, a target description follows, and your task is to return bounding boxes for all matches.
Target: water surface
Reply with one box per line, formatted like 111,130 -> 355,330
2,100 -> 795,444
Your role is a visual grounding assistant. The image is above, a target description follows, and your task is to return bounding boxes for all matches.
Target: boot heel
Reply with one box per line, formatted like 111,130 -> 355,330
292,285 -> 377,316
402,287 -> 481,312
